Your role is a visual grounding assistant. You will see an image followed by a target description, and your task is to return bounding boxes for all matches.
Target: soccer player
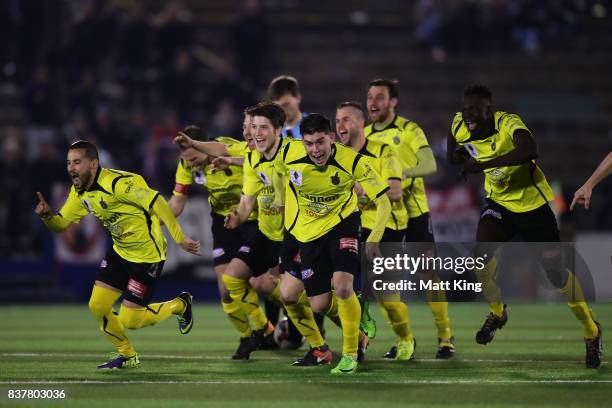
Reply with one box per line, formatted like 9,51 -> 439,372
274,113 -> 392,374
447,84 -> 603,368
268,75 -> 308,139
220,102 -> 329,361
169,123 -> 261,358
336,101 -> 418,361
35,140 -> 200,369
365,79 -> 455,358
570,152 -> 612,210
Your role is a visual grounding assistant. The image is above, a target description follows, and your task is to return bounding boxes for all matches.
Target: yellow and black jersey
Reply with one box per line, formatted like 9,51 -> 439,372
58,167 -> 167,263
357,139 -> 408,231
243,138 -> 290,242
365,115 -> 430,218
275,141 -> 389,243
173,137 -> 256,220
451,111 -> 554,213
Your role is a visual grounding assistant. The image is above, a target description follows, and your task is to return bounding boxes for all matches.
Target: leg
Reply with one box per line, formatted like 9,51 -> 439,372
217,264 -> 251,338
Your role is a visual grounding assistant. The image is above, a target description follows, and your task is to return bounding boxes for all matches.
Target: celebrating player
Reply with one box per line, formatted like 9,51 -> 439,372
35,140 -> 200,369
447,84 -> 603,368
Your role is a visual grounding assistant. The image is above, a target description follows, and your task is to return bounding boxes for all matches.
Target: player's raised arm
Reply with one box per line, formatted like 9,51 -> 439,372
571,152 -> 612,210
35,192 -> 73,232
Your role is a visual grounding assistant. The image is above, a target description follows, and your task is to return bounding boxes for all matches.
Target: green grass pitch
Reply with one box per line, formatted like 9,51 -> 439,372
1,303 -> 610,407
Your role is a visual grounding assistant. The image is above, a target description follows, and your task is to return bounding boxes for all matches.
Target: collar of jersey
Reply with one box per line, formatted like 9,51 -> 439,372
463,118 -> 498,142
371,115 -> 398,133
78,167 -> 110,195
258,137 -> 283,163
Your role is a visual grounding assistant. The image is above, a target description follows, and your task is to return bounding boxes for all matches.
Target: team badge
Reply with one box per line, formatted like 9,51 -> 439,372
491,141 -> 496,151
99,197 -> 108,209
290,169 -> 302,186
393,136 -> 400,145
258,171 -> 271,186
330,172 -> 340,185
224,168 -> 233,176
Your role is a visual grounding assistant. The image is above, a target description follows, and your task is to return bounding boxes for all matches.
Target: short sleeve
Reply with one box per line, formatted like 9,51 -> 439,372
404,122 -> 430,152
242,152 -> 262,197
58,188 -> 89,223
217,137 -> 247,157
501,113 -> 530,136
379,144 -> 402,181
174,159 -> 194,186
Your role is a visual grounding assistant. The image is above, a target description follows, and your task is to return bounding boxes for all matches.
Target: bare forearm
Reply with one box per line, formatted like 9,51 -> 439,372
192,141 -> 228,157
586,152 -> 612,188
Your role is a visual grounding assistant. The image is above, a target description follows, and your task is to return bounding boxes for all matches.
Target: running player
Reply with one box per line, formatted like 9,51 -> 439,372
35,140 -> 200,369
365,79 -> 455,358
274,113 -> 392,374
448,84 -> 603,368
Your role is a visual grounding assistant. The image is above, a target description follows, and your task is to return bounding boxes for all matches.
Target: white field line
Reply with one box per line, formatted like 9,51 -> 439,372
0,352 -> 604,365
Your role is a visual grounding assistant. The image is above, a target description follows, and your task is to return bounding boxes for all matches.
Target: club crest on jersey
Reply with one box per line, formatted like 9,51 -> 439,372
99,197 -> 108,209
491,141 -> 497,151
82,199 -> 93,213
290,169 -> 302,186
393,136 -> 400,145
194,170 -> 206,185
258,171 -> 271,186
330,172 -> 340,185
465,144 -> 478,158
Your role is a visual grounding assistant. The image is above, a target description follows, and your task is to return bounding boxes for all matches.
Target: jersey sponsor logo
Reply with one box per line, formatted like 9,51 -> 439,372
362,164 -> 373,178
212,248 -> 225,258
193,170 -> 206,185
239,245 -> 251,253
99,197 -> 108,209
299,191 -> 339,203
301,268 -> 314,280
487,168 -> 509,189
82,199 -> 93,213
331,172 -> 340,185
258,171 -> 271,186
127,278 -> 148,299
290,169 -> 302,186
465,144 -> 478,158
339,237 -> 358,254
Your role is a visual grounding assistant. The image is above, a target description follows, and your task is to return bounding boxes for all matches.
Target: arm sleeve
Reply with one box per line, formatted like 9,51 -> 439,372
380,144 -> 402,181
403,147 -> 437,178
242,153 -> 262,197
115,175 -> 160,210
273,153 -> 287,208
219,138 -> 248,157
366,194 -> 392,242
151,195 -> 185,244
57,188 -> 89,224
173,159 -> 194,196
502,113 -> 530,137
353,155 -> 389,201
42,214 -> 73,232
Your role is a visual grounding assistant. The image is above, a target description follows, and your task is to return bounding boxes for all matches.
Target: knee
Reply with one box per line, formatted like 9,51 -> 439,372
280,290 -> 299,305
118,307 -> 145,330
88,297 -> 111,317
308,297 -> 328,314
334,286 -> 353,300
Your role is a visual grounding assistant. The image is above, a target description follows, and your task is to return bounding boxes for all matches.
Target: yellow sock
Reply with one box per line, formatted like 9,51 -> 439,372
325,291 -> 342,328
379,301 -> 412,342
118,297 -> 184,329
475,257 -> 504,316
266,279 -> 283,308
88,285 -> 135,357
560,270 -> 598,338
337,292 -> 361,356
428,301 -> 452,339
222,300 -> 251,337
285,291 -> 325,348
222,274 -> 267,330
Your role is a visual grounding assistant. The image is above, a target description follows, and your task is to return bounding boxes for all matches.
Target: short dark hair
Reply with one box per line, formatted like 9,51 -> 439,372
464,84 -> 492,101
337,101 -> 365,120
300,113 -> 332,136
69,140 -> 99,161
243,105 -> 256,116
182,125 -> 208,141
250,101 -> 286,129
368,78 -> 399,100
267,75 -> 300,100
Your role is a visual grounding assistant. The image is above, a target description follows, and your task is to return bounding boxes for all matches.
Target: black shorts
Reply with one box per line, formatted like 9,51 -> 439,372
96,248 -> 164,306
479,199 -> 560,242
211,213 -> 258,266
299,212 -> 361,297
234,229 -> 281,277
361,227 -> 406,243
280,231 -> 301,280
404,212 -> 434,243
